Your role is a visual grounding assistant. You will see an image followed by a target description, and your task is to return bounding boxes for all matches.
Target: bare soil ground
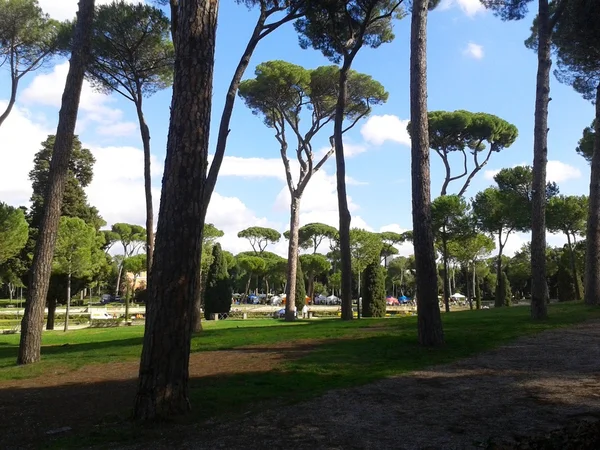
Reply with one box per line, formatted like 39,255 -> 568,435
1,323 -> 600,449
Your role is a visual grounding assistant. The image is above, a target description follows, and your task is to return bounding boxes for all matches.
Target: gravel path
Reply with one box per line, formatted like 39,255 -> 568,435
128,320 -> 600,450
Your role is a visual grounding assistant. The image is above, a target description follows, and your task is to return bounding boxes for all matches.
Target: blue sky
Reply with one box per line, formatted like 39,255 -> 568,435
0,0 -> 594,257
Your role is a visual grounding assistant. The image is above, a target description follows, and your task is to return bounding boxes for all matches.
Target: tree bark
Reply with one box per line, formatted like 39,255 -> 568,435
191,266 -> 205,331
46,297 -> 56,330
135,95 -> 154,275
285,195 -> 301,321
495,238 -> 504,308
17,0 -> 95,364
584,82 -> 600,306
530,0 -> 552,320
334,64 -> 353,321
466,265 -> 472,310
0,70 -> 18,128
410,0 -> 444,346
115,263 -> 124,297
442,234 -> 450,313
566,233 -> 581,300
64,272 -> 71,332
133,0 -> 218,421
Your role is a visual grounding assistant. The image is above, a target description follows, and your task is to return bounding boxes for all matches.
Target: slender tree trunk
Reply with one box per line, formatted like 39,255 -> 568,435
46,297 -> 56,330
566,233 -> 581,300
135,96 -> 154,275
465,265 -> 472,310
584,83 -> 600,306
472,263 -> 478,309
335,64 -> 353,321
410,0 -> 444,346
64,272 -> 71,332
17,0 -> 95,364
115,263 -> 124,297
530,0 -> 552,320
357,269 -> 361,319
285,195 -> 300,321
0,73 -> 18,128
495,232 -> 504,307
443,234 -> 450,313
245,275 -> 251,296
133,0 -> 218,421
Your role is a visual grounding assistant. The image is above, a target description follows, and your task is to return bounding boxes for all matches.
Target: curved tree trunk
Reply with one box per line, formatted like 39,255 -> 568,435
530,0 -> 551,320
135,96 -> 154,275
18,0 -> 95,364
285,195 -> 301,321
0,74 -> 18,128
584,83 -> 600,306
334,65 -> 353,321
133,0 -> 218,421
410,0 -> 444,346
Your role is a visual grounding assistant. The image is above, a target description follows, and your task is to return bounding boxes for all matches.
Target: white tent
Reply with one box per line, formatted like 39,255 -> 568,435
450,293 -> 466,299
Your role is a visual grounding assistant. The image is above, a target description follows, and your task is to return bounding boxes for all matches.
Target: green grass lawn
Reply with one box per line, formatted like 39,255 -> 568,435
1,302 -> 598,449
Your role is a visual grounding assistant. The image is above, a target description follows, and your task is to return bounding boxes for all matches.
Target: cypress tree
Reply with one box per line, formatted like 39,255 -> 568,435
204,243 -> 232,319
501,271 -> 512,306
294,258 -> 306,311
362,262 -> 386,317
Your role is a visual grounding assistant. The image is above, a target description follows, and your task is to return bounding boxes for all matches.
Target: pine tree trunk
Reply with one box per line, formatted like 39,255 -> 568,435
135,96 -> 154,275
17,0 -> 94,364
443,234 -> 450,312
115,263 -> 124,297
285,195 -> 300,321
46,297 -> 56,330
64,272 -> 71,332
465,265 -> 472,310
133,0 -> 218,421
0,71 -> 18,128
410,0 -> 444,346
334,65 -> 353,321
566,233 -> 581,300
472,264 -> 478,310
495,235 -> 504,308
530,0 -> 551,320
584,83 -> 600,306
191,267 -> 204,332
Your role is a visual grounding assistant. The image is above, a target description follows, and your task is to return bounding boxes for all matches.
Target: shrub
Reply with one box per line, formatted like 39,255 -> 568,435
204,243 -> 232,319
362,262 -> 386,317
295,258 -> 306,311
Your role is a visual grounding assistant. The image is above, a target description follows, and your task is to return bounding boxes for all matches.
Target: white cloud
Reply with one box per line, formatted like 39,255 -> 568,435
463,42 -> 484,60
547,160 -> 582,183
20,62 -> 137,137
439,0 -> 485,17
360,114 -> 411,146
39,0 -> 144,21
484,160 -> 581,183
0,102 -> 51,206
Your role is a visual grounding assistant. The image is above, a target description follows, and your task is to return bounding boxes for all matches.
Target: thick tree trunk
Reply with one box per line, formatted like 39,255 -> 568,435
584,83 -> 600,306
443,235 -> 450,313
133,0 -> 218,421
0,73 -> 18,128
334,65 -> 353,321
285,195 -> 301,321
530,0 -> 551,320
64,272 -> 71,332
566,233 -> 581,300
17,0 -> 94,364
135,96 -> 154,275
46,297 -> 56,330
410,0 -> 444,346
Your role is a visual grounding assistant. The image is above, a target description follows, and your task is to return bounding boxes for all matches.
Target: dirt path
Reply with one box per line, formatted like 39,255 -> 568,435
2,322 -> 600,449
122,321 -> 600,450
